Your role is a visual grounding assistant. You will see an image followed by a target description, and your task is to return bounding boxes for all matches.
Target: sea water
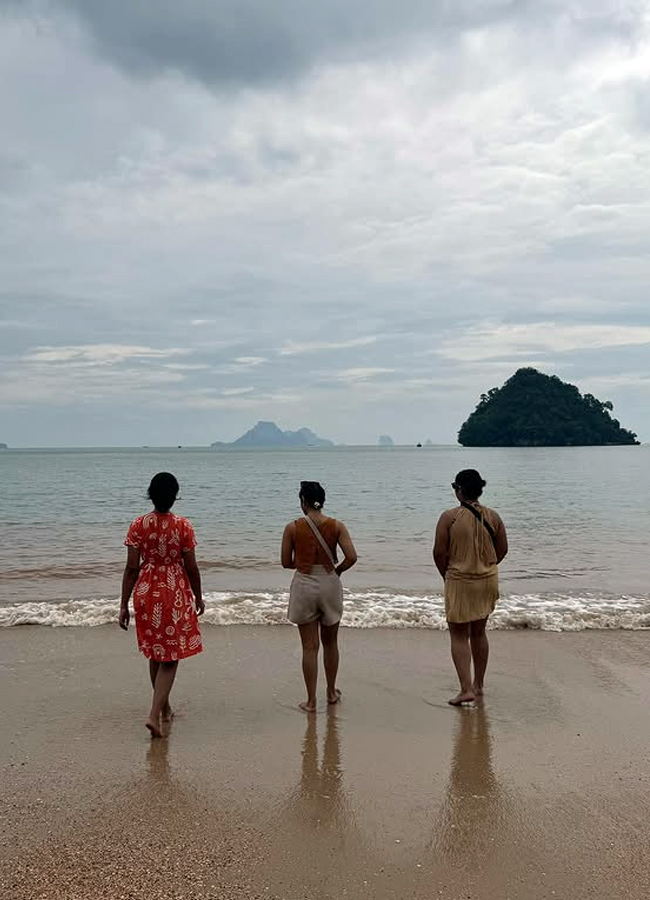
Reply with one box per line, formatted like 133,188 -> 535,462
1,445 -> 648,630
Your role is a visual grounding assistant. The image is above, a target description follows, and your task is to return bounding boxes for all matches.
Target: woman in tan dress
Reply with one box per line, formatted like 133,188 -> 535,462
281,481 -> 358,712
433,469 -> 508,706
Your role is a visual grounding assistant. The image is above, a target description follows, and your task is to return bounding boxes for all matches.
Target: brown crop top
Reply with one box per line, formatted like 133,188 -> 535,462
294,517 -> 338,574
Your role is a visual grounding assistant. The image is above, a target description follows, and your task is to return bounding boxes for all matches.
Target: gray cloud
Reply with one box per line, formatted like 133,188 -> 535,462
9,0 -> 644,88
1,0 -> 649,446
10,1 -> 523,87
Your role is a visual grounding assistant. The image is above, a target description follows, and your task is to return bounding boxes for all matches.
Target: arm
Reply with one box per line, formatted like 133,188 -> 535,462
493,514 -> 508,564
183,549 -> 204,615
335,522 -> 358,577
281,522 -> 296,569
433,512 -> 451,579
119,546 -> 140,630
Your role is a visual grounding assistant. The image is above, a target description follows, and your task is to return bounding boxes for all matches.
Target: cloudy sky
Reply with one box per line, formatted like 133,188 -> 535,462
1,0 -> 649,446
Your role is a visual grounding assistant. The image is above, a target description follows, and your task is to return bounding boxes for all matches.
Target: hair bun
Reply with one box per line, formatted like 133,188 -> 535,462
299,481 -> 326,510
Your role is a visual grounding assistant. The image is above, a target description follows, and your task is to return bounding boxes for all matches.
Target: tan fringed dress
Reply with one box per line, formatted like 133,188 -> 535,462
444,504 -> 501,624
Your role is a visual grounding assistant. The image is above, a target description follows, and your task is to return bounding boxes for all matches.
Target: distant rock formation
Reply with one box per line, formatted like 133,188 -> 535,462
378,435 -> 394,447
424,439 -> 433,446
458,368 -> 640,447
211,421 -> 334,448
0,443 -> 7,449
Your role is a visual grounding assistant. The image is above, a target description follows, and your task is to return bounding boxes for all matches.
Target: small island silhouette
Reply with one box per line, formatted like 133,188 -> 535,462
458,368 -> 639,447
211,421 -> 334,448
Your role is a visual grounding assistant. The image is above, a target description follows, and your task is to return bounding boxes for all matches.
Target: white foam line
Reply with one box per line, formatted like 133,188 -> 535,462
1,590 -> 650,631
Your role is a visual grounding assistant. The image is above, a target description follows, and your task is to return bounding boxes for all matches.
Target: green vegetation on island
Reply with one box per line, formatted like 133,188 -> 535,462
458,368 -> 639,447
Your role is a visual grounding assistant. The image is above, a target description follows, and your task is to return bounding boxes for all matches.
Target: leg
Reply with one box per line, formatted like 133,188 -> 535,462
320,622 -> 341,704
146,661 -> 179,737
298,622 -> 320,712
447,622 -> 475,706
149,660 -> 173,721
149,659 -> 160,689
470,617 -> 489,696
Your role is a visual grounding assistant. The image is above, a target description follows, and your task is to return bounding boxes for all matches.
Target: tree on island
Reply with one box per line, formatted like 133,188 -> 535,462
458,368 -> 639,447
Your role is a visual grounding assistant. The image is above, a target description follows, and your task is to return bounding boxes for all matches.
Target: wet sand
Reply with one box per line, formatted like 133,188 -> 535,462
1,625 -> 649,899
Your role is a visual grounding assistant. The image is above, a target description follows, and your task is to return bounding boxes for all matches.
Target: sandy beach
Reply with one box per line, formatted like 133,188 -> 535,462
1,625 -> 649,899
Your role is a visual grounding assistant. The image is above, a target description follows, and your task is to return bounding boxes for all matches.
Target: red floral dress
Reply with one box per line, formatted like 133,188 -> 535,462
125,512 -> 203,662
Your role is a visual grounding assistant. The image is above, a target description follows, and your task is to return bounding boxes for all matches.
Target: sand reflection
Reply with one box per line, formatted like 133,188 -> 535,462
431,704 -> 511,860
261,708 -> 371,898
145,735 -> 171,785
288,709 -> 352,832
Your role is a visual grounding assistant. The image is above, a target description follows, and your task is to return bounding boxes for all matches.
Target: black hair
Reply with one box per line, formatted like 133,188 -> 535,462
454,469 -> 486,502
299,480 -> 326,510
148,472 -> 180,513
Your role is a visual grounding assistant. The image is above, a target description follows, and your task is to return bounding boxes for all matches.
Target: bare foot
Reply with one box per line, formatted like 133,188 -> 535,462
145,716 -> 163,738
299,701 -> 317,713
448,691 -> 476,707
327,689 -> 342,705
472,684 -> 484,697
161,705 -> 174,722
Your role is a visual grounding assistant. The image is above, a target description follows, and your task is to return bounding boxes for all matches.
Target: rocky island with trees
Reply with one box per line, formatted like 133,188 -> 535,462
458,368 -> 639,447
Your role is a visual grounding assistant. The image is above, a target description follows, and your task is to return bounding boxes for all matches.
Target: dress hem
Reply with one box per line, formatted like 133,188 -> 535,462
138,645 -> 203,662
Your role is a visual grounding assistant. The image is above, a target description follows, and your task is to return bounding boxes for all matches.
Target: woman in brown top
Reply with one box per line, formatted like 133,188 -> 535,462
433,469 -> 508,706
281,481 -> 358,712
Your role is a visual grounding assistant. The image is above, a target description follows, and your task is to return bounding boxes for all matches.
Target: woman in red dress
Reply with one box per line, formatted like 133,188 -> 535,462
119,472 -> 204,737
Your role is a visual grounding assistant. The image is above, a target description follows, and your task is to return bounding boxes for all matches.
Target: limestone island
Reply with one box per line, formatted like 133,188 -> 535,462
0,443 -> 7,449
378,435 -> 394,447
458,368 -> 640,447
211,420 -> 334,448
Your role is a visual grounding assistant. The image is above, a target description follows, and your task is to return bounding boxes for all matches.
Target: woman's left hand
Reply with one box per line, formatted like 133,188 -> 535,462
195,597 -> 205,616
119,604 -> 130,630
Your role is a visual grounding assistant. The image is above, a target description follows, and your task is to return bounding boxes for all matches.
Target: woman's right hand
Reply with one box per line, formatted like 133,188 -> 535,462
119,604 -> 130,630
195,596 -> 205,616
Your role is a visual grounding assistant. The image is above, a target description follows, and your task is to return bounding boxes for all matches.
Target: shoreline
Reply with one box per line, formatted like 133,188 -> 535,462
2,626 -> 650,899
3,588 -> 650,630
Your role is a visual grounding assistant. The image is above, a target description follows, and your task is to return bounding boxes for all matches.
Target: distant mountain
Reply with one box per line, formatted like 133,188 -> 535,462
458,368 -> 640,447
378,435 -> 394,446
0,443 -> 7,449
211,421 -> 334,448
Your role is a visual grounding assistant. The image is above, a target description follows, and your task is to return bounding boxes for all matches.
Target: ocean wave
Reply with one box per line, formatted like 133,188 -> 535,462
0,556 -> 274,582
1,590 -> 650,631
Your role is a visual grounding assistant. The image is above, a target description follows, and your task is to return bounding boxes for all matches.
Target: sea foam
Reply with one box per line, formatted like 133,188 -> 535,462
1,590 -> 649,631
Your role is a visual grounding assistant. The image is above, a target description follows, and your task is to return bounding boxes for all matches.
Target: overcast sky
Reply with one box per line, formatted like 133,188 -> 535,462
1,0 -> 649,446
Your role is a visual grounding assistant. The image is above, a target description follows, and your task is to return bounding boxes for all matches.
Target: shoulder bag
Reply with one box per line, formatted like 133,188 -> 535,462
303,516 -> 338,569
460,502 -> 497,550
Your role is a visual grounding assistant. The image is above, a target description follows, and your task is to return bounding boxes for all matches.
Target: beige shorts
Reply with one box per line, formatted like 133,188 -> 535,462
288,565 -> 344,626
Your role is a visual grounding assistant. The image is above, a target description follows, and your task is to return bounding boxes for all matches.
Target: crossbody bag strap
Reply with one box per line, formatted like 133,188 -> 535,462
303,515 -> 338,568
460,502 -> 497,549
